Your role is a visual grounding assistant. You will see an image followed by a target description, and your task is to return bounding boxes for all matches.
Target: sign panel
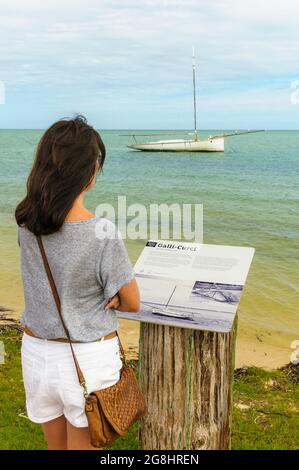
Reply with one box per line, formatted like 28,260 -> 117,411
117,240 -> 255,333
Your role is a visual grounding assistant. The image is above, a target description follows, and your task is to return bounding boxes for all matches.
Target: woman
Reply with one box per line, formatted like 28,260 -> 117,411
15,116 -> 140,450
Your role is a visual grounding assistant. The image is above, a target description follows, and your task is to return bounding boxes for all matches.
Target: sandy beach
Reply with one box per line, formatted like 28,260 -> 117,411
118,318 -> 294,369
1,302 -> 293,369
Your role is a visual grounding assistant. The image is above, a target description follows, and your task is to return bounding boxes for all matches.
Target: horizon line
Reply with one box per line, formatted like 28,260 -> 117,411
0,128 -> 298,132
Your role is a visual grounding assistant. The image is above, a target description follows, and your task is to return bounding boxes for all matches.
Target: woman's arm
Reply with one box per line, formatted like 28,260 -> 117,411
105,279 -> 140,313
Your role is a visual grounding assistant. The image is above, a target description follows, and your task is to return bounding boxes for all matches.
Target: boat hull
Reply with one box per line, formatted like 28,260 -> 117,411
128,137 -> 224,152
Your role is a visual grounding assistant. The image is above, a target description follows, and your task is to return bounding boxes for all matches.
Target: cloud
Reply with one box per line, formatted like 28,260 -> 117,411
0,0 -> 298,128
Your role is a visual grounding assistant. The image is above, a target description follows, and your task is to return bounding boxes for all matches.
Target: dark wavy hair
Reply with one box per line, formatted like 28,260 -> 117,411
15,115 -> 105,235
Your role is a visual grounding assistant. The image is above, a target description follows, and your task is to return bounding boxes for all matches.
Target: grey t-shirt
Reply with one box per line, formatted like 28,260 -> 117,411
18,217 -> 134,342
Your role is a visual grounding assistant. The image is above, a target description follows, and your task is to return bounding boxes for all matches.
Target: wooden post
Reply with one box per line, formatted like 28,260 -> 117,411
138,318 -> 237,450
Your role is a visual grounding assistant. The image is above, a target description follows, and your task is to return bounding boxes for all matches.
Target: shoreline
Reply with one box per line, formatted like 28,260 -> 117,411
1,310 -> 294,369
118,318 -> 294,369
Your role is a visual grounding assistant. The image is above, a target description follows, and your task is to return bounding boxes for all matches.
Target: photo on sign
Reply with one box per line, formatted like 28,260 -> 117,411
190,281 -> 243,305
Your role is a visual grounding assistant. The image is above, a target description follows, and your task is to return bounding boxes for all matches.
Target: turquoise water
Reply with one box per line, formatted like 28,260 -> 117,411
0,129 -> 298,345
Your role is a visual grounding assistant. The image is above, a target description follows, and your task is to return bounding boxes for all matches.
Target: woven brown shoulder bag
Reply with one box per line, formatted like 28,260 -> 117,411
36,235 -> 146,448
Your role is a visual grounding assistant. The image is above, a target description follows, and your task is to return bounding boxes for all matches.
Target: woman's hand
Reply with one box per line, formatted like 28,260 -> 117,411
104,294 -> 121,310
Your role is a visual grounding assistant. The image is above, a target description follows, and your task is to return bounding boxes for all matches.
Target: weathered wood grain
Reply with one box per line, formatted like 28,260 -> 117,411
138,318 -> 237,450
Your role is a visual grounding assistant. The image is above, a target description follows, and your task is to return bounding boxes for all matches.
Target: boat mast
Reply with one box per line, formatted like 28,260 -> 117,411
192,47 -> 198,141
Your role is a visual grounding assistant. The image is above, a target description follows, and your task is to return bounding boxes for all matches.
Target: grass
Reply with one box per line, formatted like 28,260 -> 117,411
0,328 -> 298,450
232,366 -> 299,449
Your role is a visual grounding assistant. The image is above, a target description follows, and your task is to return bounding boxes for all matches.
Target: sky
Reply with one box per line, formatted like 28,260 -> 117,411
0,0 -> 299,129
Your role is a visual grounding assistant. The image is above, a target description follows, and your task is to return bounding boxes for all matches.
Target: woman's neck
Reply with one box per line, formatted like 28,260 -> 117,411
65,193 -> 95,222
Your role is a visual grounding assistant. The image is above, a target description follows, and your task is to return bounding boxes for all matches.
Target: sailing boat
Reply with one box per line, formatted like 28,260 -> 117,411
125,49 -> 263,152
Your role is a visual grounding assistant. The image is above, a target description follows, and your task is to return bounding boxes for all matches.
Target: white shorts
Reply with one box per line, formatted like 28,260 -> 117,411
21,332 -> 122,428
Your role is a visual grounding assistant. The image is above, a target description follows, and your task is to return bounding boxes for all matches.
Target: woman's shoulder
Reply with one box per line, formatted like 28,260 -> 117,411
18,218 -> 123,247
18,225 -> 33,242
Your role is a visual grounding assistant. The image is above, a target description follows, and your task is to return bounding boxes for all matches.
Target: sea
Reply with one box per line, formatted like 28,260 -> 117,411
0,129 -> 298,365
